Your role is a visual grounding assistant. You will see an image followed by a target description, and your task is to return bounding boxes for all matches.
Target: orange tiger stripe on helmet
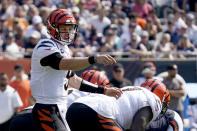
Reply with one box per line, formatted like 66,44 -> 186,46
80,70 -> 110,88
141,79 -> 170,105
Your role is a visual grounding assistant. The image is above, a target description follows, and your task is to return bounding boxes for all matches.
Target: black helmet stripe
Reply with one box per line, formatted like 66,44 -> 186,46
81,71 -> 89,79
148,79 -> 157,88
88,71 -> 96,82
100,78 -> 107,86
162,88 -> 168,103
54,10 -> 64,23
151,83 -> 160,92
164,93 -> 170,103
57,14 -> 70,22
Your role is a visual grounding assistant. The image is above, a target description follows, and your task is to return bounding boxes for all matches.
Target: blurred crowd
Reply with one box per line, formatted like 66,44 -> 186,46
0,0 -> 197,59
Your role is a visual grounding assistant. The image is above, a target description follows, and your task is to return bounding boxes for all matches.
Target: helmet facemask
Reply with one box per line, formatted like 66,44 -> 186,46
160,88 -> 170,117
57,24 -> 78,45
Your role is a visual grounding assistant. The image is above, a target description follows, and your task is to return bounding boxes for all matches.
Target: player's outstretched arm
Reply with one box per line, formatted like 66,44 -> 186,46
130,106 -> 153,131
59,54 -> 116,71
67,73 -> 122,99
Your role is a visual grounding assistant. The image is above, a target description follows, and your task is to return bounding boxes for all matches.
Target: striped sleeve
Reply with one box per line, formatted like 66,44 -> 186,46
36,39 -> 60,58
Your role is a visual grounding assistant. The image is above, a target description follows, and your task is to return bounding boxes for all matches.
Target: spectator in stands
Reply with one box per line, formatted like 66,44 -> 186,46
121,0 -> 132,16
156,33 -> 174,59
72,6 -> 89,32
9,64 -> 34,111
185,13 -> 197,44
124,33 -> 140,54
24,30 -> 41,58
128,13 -> 143,34
121,23 -> 141,48
175,0 -> 197,13
147,9 -> 163,32
36,0 -> 57,9
103,15 -> 123,37
84,0 -> 100,12
145,18 -> 157,40
186,0 -> 197,13
77,0 -> 91,21
2,32 -> 23,59
158,64 -> 186,119
187,99 -> 197,130
103,28 -> 122,52
172,9 -> 186,32
25,15 -> 49,38
164,20 -> 179,45
14,25 -> 26,47
174,0 -> 185,10
0,17 -> 8,46
26,5 -> 39,24
57,0 -> 75,9
132,0 -> 153,19
7,5 -> 29,32
130,30 -> 155,58
39,7 -> 52,25
89,8 -> 111,34
0,73 -> 22,131
174,23 -> 188,45
177,36 -> 196,58
0,0 -> 16,20
109,0 -> 127,27
110,63 -> 132,88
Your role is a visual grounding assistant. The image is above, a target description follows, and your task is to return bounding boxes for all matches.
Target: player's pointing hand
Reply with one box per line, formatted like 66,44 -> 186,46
95,54 -> 116,66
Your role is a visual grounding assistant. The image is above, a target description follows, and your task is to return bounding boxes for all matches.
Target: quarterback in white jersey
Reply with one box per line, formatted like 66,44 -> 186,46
30,9 -> 122,131
66,79 -> 171,131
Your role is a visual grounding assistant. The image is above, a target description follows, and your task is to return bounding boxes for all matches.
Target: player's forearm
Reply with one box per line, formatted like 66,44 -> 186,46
59,57 -> 91,71
170,89 -> 185,97
68,74 -> 106,94
68,74 -> 82,89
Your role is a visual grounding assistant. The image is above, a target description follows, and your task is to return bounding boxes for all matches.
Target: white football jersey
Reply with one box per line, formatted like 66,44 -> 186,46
31,38 -> 70,104
66,88 -> 90,108
74,86 -> 162,130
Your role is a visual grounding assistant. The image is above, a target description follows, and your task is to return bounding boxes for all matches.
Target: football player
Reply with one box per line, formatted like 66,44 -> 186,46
9,70 -> 111,131
30,9 -> 122,131
66,79 -> 171,131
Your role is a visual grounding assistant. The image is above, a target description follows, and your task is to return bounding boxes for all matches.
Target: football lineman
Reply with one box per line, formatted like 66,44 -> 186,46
66,79 -> 171,131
